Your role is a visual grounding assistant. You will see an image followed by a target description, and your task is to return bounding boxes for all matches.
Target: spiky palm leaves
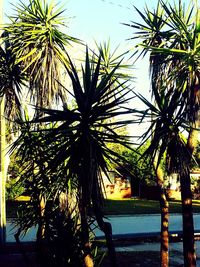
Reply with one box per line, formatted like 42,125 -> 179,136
125,0 -> 200,122
12,48 -> 134,266
133,84 -> 188,174
4,0 -> 80,109
12,121 -> 83,267
92,40 -> 132,82
32,48 -> 133,221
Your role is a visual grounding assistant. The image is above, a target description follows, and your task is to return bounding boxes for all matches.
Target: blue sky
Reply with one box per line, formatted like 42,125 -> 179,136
66,0 -> 136,45
4,0 -> 175,46
64,0 -> 165,47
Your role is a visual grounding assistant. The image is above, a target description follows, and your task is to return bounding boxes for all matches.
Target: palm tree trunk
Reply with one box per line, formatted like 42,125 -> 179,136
0,0 -> 6,247
155,165 -> 169,267
37,194 -> 46,241
0,97 -> 6,246
92,178 -> 118,267
180,169 -> 196,267
94,207 -> 118,267
180,126 -> 198,267
159,188 -> 169,267
80,206 -> 94,267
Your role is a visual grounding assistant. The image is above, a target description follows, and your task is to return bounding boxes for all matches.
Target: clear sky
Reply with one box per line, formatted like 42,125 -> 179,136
65,0 -> 171,45
66,0 -> 136,45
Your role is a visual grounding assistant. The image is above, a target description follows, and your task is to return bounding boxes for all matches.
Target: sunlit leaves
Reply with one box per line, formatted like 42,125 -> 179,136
92,40 -> 132,81
4,0 -> 81,109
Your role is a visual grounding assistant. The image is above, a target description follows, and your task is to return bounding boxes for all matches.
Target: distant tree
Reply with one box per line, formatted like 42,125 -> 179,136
121,143 -> 155,197
191,141 -> 200,169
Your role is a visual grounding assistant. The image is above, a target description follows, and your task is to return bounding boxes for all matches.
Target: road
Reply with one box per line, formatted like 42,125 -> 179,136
6,213 -> 200,242
95,213 -> 200,238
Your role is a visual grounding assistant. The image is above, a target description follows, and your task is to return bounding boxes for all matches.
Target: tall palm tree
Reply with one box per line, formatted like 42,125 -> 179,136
0,2 -> 27,245
124,2 -> 171,266
125,1 -> 200,266
0,0 -> 80,245
12,48 -> 135,266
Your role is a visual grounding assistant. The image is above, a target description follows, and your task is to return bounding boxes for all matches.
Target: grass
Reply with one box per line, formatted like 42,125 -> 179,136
6,197 -> 200,218
103,198 -> 200,215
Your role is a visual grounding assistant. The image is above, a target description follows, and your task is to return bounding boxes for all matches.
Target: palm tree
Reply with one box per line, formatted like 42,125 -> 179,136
159,4 -> 199,265
0,17 -> 27,247
125,0 -> 200,266
0,0 -> 80,245
12,48 -> 135,266
124,2 -> 171,266
92,40 -> 132,82
131,81 -> 189,265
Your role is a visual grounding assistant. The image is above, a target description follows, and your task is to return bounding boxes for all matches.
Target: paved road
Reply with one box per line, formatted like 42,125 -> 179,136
6,213 -> 200,242
95,213 -> 200,238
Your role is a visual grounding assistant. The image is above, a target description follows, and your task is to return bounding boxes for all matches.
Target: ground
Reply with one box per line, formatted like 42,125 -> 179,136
2,240 -> 200,266
102,251 -> 160,266
0,250 -> 183,267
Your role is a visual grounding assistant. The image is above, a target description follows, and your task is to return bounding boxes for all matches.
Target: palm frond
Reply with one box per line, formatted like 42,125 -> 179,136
5,0 -> 81,109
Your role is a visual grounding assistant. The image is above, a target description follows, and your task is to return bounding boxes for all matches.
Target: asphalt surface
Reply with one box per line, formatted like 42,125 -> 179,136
5,213 -> 200,242
95,213 -> 200,238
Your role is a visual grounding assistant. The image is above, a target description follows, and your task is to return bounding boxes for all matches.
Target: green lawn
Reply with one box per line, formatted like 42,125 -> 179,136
6,198 -> 200,218
103,198 -> 200,215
